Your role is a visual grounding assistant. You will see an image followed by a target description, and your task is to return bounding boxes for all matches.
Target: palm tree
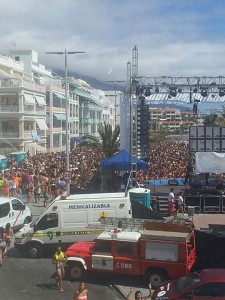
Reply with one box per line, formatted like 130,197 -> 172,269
79,122 -> 120,157
203,113 -> 218,126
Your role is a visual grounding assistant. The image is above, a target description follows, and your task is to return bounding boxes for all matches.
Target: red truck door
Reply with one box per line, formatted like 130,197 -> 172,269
91,240 -> 114,272
114,241 -> 141,275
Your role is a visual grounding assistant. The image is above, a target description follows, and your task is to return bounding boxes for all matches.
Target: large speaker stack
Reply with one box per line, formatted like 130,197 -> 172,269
137,96 -> 149,159
189,125 -> 225,152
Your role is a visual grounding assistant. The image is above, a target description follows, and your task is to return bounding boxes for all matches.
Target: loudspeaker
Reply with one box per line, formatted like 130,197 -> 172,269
168,179 -> 178,186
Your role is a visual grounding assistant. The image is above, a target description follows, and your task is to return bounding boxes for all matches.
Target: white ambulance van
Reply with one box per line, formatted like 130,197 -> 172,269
0,197 -> 32,231
14,192 -> 132,258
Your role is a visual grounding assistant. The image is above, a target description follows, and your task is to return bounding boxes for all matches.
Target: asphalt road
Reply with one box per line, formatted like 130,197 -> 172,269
1,197 -> 124,300
1,251 -> 124,300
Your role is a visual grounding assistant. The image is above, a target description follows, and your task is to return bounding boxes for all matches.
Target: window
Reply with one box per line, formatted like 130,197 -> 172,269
11,199 -> 23,211
36,213 -> 58,230
117,242 -> 133,256
94,240 -> 112,254
0,203 -> 10,218
15,56 -> 20,61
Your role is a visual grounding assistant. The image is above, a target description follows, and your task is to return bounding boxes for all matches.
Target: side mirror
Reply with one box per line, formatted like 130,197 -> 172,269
22,204 -> 26,210
33,224 -> 37,232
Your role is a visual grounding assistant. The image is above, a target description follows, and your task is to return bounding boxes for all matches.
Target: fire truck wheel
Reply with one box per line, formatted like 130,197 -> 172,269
69,263 -> 85,280
146,268 -> 168,289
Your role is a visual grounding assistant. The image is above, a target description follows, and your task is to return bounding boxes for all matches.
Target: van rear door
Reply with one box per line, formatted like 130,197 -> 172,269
11,198 -> 25,228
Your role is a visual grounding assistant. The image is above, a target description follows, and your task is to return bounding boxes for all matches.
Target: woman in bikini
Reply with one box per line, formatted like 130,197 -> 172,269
0,227 -> 6,266
52,245 -> 67,292
4,223 -> 13,256
73,282 -> 88,300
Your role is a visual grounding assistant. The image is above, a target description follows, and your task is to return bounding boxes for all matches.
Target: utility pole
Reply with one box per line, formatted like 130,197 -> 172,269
46,50 -> 85,193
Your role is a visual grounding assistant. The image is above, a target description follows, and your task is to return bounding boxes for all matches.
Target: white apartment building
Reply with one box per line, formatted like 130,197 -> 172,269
0,50 -> 116,155
0,50 -> 51,155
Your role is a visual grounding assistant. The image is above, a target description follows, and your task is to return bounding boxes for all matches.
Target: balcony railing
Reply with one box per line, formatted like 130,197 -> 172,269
0,78 -> 46,92
24,105 -> 35,113
0,132 -> 19,138
0,104 -> 19,112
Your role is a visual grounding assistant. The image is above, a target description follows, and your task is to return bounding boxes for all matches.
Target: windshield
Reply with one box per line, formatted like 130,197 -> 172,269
30,210 -> 46,228
174,274 -> 201,293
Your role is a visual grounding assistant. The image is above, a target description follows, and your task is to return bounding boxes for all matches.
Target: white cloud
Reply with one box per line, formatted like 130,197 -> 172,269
0,0 -> 225,81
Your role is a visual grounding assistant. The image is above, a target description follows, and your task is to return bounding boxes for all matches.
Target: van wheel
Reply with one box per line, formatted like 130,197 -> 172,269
69,263 -> 85,280
26,243 -> 43,259
145,268 -> 168,289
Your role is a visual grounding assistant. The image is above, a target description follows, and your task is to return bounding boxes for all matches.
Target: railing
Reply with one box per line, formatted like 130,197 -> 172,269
0,78 -> 46,92
24,131 -> 32,139
0,132 -> 19,138
36,106 -> 45,113
0,104 -> 19,112
24,105 -> 35,113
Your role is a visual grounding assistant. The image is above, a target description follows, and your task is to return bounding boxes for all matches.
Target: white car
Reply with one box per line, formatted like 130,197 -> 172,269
0,197 -> 32,231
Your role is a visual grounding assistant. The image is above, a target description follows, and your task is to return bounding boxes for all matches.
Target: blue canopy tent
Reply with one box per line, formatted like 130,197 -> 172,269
100,149 -> 149,171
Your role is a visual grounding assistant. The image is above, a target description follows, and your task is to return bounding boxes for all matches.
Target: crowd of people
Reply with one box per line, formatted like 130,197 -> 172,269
0,146 -> 103,202
137,139 -> 191,182
0,139 -> 192,200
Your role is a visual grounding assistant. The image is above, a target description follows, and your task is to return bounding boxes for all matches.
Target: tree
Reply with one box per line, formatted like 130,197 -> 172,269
203,113 -> 218,126
79,122 -> 120,158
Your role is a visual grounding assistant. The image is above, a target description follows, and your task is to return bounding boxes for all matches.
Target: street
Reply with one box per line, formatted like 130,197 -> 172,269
0,197 -> 125,300
1,251 -> 124,300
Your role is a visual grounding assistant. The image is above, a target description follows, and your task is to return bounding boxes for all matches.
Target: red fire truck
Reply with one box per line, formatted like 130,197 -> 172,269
65,220 -> 196,288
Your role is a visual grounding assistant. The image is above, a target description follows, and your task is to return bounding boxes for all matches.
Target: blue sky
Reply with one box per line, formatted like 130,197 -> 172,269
1,0 -> 225,83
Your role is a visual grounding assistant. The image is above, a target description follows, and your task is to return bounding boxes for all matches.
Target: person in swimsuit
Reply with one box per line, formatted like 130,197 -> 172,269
52,245 -> 67,292
73,281 -> 88,300
127,283 -> 152,300
4,223 -> 13,256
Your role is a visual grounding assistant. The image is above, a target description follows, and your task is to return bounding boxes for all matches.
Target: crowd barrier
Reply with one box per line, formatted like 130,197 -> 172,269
144,178 -> 184,186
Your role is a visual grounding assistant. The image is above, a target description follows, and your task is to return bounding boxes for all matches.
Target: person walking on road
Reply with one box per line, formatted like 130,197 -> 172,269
168,187 -> 175,216
0,227 -> 6,266
4,223 -> 13,256
175,191 -> 184,215
73,281 -> 88,300
127,283 -> 152,300
52,245 -> 67,292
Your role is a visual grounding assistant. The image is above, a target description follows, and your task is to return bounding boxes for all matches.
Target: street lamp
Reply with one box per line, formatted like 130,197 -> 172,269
46,50 -> 85,193
105,80 -> 126,126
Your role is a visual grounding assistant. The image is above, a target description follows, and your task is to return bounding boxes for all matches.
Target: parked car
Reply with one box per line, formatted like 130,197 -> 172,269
152,269 -> 225,299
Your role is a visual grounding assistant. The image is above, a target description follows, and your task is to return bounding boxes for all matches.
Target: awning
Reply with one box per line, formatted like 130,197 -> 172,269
24,93 -> 35,105
35,95 -> 46,106
36,119 -> 48,130
0,69 -> 13,79
53,92 -> 65,99
54,113 -> 66,121
26,143 -> 46,152
75,89 -> 93,100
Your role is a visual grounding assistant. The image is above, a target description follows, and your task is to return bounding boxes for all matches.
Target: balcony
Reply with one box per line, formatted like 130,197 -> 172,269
0,78 -> 46,92
24,105 -> 35,114
0,104 -> 19,112
36,106 -> 46,114
0,132 -> 19,139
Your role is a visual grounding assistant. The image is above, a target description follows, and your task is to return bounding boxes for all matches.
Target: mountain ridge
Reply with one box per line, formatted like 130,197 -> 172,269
52,68 -> 126,91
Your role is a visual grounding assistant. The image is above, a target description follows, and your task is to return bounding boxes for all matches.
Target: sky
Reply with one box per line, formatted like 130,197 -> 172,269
2,0 -> 225,82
